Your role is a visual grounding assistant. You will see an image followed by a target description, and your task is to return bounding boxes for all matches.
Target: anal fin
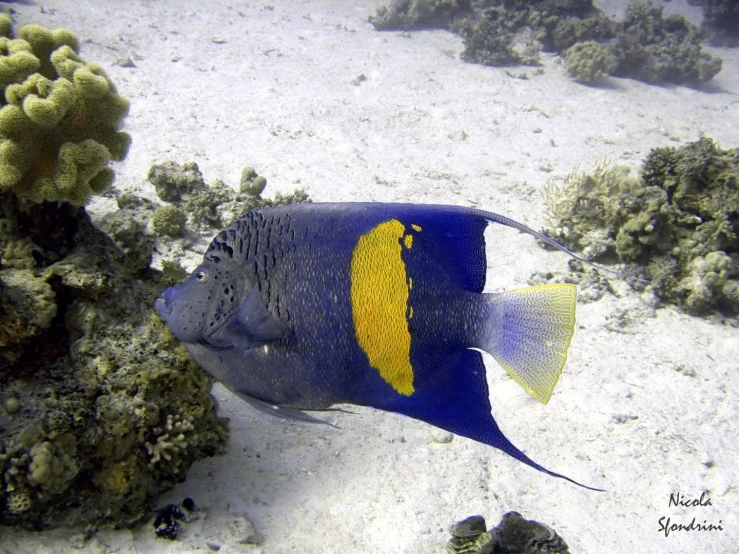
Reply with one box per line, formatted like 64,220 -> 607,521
234,391 -> 338,427
380,349 -> 601,490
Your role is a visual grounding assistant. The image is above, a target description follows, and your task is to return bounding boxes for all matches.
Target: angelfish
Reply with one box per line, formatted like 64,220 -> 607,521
155,203 -> 600,489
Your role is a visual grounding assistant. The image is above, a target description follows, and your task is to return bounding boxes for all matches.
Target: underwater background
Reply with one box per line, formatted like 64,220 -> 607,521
0,0 -> 737,552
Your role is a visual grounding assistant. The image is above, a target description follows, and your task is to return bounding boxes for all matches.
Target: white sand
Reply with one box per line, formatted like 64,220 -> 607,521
1,0 -> 737,552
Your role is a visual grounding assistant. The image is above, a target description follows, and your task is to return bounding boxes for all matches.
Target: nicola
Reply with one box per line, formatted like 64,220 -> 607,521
669,492 -> 712,508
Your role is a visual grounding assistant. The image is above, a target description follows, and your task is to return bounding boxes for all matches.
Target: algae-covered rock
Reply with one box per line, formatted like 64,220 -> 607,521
148,160 -> 204,203
0,267 -> 57,358
0,190 -> 228,528
543,137 -> 739,315
448,511 -> 570,553
0,15 -> 130,206
692,0 -> 739,45
99,210 -> 154,276
457,13 -> 540,68
148,161 -> 228,230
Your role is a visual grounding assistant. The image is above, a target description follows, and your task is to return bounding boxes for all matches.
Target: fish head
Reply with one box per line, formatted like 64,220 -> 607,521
155,257 -> 244,345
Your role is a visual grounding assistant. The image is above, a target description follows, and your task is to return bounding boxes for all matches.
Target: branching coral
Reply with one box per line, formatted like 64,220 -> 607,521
145,412 -> 196,470
543,160 -> 646,259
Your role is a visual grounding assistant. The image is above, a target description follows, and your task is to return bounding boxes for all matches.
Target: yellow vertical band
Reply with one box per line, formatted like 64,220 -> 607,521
350,219 -> 415,395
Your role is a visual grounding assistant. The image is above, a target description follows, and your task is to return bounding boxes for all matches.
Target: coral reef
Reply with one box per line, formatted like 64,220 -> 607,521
370,0 -> 723,85
542,137 -> 739,315
0,161 -> 310,528
448,512 -> 570,553
0,15 -> 130,206
0,190 -> 228,527
148,161 -> 310,234
608,0 -> 722,84
371,0 -> 614,67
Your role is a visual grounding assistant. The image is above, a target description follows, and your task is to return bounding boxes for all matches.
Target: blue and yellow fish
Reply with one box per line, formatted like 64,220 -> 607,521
155,203 -> 599,489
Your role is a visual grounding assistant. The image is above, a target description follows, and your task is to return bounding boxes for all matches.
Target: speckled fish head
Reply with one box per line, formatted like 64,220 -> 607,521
155,256 -> 243,345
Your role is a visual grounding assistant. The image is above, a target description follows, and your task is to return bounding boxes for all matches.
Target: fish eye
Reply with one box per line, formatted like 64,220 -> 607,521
195,270 -> 209,283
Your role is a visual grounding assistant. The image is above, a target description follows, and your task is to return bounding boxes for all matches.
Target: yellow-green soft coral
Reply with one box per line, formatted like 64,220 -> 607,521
17,22 -> 78,80
0,37 -> 40,94
0,13 -> 11,38
0,18 -> 129,205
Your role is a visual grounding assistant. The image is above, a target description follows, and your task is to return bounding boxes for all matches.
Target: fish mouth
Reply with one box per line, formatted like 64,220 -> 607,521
155,288 -> 174,319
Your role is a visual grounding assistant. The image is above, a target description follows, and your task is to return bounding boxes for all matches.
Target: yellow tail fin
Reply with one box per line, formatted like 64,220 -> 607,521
485,284 -> 577,403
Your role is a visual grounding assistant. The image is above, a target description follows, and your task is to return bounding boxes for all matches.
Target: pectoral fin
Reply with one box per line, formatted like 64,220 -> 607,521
207,289 -> 283,349
235,289 -> 283,341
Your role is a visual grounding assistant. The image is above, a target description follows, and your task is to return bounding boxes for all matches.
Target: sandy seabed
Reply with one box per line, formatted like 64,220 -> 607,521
1,0 -> 737,552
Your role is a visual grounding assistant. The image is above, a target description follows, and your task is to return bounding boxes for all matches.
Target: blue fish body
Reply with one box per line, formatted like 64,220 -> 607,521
156,203 -> 598,489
